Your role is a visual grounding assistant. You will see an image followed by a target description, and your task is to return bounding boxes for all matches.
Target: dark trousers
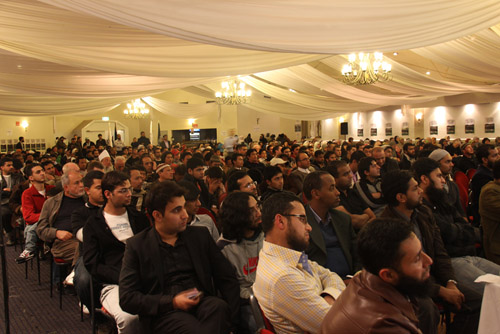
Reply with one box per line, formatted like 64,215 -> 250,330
151,296 -> 231,334
415,296 -> 440,334
0,204 -> 13,233
73,257 -> 92,310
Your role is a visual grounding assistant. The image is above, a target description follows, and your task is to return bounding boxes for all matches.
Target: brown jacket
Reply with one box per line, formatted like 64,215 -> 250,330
321,270 -> 422,334
381,205 -> 455,297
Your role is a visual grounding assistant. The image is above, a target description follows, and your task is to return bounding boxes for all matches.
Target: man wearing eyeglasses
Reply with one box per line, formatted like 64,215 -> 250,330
227,171 -> 258,197
254,192 -> 345,334
83,171 -> 150,333
287,152 -> 315,195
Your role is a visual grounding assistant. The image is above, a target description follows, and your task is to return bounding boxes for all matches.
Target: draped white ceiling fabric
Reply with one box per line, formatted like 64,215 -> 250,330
41,0 -> 500,53
0,0 -> 500,118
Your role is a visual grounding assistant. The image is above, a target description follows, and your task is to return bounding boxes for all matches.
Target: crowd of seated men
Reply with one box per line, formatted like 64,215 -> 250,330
1,132 -> 500,334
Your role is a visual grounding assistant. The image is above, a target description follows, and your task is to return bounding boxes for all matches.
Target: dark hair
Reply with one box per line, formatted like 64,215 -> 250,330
24,163 -> 41,178
261,192 -> 301,233
174,164 -> 187,178
263,166 -> 282,181
236,143 -> 247,151
303,170 -> 330,201
358,157 -> 376,179
231,153 -> 243,163
350,150 -> 366,163
146,181 -> 186,216
325,160 -> 348,178
324,151 -> 336,161
101,171 -> 129,197
227,171 -> 249,193
128,164 -> 146,174
493,160 -> 500,179
246,148 -> 257,157
180,151 -> 192,160
186,157 -> 204,170
0,157 -> 13,167
160,151 -> 173,162
87,160 -> 104,171
272,146 -> 281,154
219,192 -> 255,242
357,218 -> 414,275
381,170 -> 413,207
205,166 -> 223,179
83,170 -> 104,188
411,158 -> 439,184
41,160 -> 54,169
314,150 -> 324,158
403,143 -> 415,152
177,180 -> 200,202
476,144 -> 495,164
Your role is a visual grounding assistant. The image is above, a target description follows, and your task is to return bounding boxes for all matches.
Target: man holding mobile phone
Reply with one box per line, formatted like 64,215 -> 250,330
119,181 -> 240,333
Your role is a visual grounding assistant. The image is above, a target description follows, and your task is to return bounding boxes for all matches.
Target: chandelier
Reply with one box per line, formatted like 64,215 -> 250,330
215,80 -> 252,105
341,52 -> 392,85
123,98 -> 150,119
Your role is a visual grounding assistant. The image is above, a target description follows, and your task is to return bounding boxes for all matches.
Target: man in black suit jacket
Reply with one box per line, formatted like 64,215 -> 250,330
119,181 -> 240,334
303,171 -> 360,280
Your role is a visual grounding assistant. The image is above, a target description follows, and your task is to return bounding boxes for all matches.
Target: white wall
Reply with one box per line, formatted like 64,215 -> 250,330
422,103 -> 500,139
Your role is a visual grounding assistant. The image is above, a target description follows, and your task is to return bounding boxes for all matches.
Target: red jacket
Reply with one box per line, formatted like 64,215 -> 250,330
21,184 -> 55,225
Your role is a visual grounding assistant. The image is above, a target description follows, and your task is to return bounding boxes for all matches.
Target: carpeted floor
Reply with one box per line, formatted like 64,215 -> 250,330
0,244 -> 92,334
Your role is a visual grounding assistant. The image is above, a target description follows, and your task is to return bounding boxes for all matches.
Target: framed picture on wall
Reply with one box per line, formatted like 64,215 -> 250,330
485,117 -> 495,133
357,129 -> 364,137
385,123 -> 392,136
429,121 -> 438,135
401,122 -> 409,136
446,120 -> 455,134
370,128 -> 377,136
465,118 -> 474,134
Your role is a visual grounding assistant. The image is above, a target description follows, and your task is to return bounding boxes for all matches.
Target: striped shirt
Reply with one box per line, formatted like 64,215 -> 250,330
254,241 -> 345,334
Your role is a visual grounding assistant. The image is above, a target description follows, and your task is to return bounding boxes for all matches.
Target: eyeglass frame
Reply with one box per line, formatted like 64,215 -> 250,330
282,214 -> 308,225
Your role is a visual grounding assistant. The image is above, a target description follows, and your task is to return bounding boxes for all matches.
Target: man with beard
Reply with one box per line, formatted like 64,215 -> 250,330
355,157 -> 386,215
399,143 -> 416,170
321,218 -> 432,334
470,144 -> 499,224
381,170 -> 480,334
413,158 -> 500,297
456,143 -> 477,174
253,192 -> 345,334
327,161 -> 376,230
428,149 -> 466,218
217,191 -> 264,334
302,171 -> 361,281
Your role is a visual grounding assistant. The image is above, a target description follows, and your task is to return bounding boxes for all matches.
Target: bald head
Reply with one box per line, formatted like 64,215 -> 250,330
62,162 -> 80,175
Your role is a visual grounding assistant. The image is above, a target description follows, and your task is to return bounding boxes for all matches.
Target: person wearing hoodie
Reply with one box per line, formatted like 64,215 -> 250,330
217,191 -> 264,334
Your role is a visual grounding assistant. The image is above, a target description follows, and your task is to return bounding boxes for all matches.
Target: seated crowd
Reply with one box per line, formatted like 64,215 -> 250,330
1,132 -> 500,334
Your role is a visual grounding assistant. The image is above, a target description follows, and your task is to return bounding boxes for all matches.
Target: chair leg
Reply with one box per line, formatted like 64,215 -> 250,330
90,279 -> 96,334
25,261 -> 28,279
58,265 -> 63,309
49,258 -> 53,298
37,252 -> 40,285
80,300 -> 84,321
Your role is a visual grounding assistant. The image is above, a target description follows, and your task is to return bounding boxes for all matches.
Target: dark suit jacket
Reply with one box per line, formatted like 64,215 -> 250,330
119,225 -> 240,330
83,207 -> 150,285
159,140 -> 171,150
305,205 -> 360,275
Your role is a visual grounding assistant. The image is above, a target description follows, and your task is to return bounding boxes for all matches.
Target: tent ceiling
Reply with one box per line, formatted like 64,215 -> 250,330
1,0 -> 500,118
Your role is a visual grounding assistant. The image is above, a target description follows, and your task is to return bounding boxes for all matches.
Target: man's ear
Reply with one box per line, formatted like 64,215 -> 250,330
396,192 -> 406,204
151,210 -> 163,222
275,214 -> 287,231
311,188 -> 320,200
379,268 -> 398,285
419,175 -> 429,187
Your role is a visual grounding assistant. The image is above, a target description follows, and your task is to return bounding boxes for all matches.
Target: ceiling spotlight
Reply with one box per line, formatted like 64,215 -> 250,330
426,71 -> 431,75
289,89 -> 296,93
393,52 -> 398,56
